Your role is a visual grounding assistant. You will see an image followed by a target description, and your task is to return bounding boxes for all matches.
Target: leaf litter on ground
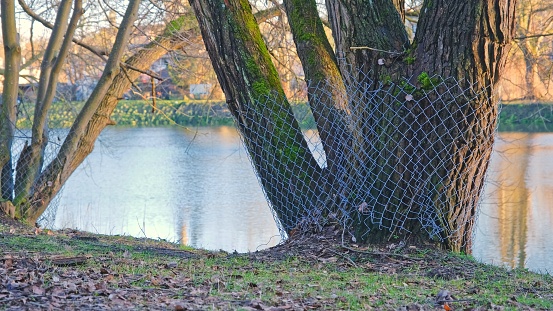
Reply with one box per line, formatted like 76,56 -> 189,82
1,215 -> 552,310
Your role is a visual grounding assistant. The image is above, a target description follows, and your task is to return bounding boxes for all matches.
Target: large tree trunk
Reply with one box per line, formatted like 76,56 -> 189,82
190,0 -> 325,231
320,0 -> 515,252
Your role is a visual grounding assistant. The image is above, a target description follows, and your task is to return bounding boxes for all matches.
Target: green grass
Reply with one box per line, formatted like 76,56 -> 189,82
1,225 -> 552,310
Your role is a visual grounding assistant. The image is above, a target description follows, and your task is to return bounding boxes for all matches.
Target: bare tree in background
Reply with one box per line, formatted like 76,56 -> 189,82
0,0 -> 144,223
509,0 -> 553,100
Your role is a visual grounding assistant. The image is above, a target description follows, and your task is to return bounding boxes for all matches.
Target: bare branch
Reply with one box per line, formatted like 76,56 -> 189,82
18,0 -> 109,59
515,33 -> 553,40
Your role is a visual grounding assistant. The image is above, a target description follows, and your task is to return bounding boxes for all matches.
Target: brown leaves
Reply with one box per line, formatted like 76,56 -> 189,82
0,253 -> 196,309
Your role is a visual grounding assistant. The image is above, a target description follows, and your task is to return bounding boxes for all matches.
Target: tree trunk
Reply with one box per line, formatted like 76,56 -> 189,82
0,0 -> 21,206
282,0 -> 352,201
322,0 -> 515,252
190,0 -> 325,231
13,0 -> 76,212
520,40 -> 545,100
25,16 -> 199,222
14,0 -> 142,223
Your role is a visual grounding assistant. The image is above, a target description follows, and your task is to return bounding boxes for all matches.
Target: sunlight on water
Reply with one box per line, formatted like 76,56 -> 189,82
52,127 -> 553,273
54,127 -> 281,252
474,132 -> 553,273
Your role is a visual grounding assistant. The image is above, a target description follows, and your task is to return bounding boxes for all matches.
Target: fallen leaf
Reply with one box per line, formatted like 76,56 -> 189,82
165,261 -> 178,269
32,285 -> 45,295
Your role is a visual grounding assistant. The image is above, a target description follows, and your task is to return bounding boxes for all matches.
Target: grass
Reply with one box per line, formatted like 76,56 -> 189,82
1,219 -> 552,310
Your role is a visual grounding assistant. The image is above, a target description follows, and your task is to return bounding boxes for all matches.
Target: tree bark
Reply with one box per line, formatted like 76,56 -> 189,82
190,0 -> 325,231
391,0 -> 405,22
409,0 -> 515,251
325,0 -> 409,85
325,0 -> 515,251
15,0 -> 142,223
0,0 -> 21,205
282,0 -> 351,200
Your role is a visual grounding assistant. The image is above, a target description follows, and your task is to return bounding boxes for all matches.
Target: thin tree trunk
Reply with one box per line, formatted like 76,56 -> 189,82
13,0 -> 75,211
282,0 -> 352,202
0,0 -> 21,208
520,40 -> 545,100
17,0 -> 142,223
190,0 -> 325,231
25,17 -> 199,222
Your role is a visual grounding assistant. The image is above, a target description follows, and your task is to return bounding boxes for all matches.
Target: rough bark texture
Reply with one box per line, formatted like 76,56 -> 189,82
407,0 -> 516,251
325,0 -> 410,85
327,0 -> 515,251
190,0 -> 325,231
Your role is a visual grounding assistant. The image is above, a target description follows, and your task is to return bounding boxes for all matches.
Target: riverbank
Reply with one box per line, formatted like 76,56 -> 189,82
17,100 -> 553,131
1,216 -> 551,310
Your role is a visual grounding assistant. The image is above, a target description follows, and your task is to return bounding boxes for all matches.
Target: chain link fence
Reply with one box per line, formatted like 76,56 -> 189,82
7,127 -> 67,228
4,68 -> 498,249
239,69 -> 498,247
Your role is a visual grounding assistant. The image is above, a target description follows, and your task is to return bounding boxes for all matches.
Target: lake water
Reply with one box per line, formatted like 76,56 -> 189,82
50,127 -> 553,273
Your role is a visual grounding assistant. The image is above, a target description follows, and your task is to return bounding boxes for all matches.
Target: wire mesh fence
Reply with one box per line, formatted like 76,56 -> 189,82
238,69 -> 498,249
2,67 -> 498,250
5,127 -> 67,228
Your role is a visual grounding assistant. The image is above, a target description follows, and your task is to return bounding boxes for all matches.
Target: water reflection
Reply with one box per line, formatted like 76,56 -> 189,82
54,127 -> 280,252
52,127 -> 553,272
474,132 -> 553,273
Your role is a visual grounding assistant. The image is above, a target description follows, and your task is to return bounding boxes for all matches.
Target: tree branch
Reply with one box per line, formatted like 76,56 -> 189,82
515,33 -> 553,40
18,0 -> 109,60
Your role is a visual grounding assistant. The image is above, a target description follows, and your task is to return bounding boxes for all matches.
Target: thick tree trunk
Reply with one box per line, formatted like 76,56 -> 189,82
321,0 -> 515,252
409,0 -> 515,251
0,0 -> 21,206
190,0 -> 325,231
